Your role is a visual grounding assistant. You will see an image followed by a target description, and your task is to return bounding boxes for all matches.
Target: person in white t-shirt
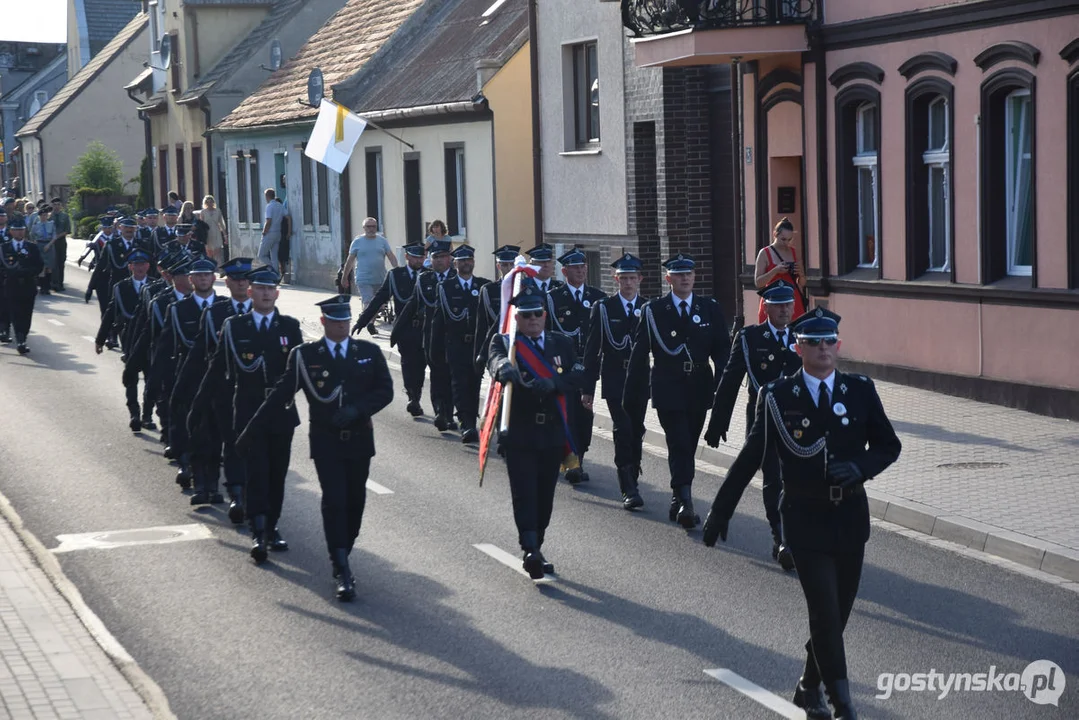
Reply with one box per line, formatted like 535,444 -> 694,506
259,189 -> 287,269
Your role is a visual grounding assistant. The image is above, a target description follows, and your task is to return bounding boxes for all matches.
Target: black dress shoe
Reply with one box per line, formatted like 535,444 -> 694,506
445,418 -> 459,431
564,468 -> 584,484
433,414 -> 449,431
141,418 -> 157,431
129,417 -> 142,433
776,543 -> 795,571
460,427 -> 479,443
209,492 -> 225,504
189,491 -> 210,506
701,511 -> 729,547
406,400 -> 423,417
164,445 -> 177,460
0,333 -> 10,344
522,552 -> 545,580
104,339 -> 118,350
534,551 -> 554,575
228,501 -> 245,524
16,344 -> 29,355
366,322 -> 379,336
668,495 -> 680,522
792,681 -> 831,719
677,499 -> 700,529
332,549 -> 356,600
826,679 -> 858,720
250,516 -> 268,564
267,529 -> 289,552
175,466 -> 192,489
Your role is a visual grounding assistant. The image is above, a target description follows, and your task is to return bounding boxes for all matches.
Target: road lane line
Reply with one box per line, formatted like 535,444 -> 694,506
365,480 -> 393,495
82,335 -> 96,343
703,669 -> 804,719
473,543 -> 556,583
47,319 -> 65,326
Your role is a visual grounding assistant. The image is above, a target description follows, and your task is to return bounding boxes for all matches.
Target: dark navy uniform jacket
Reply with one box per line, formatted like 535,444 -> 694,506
392,268 -> 456,362
546,283 -> 606,356
432,274 -> 491,364
582,294 -> 648,400
355,265 -> 421,332
0,240 -> 44,294
710,322 -> 803,436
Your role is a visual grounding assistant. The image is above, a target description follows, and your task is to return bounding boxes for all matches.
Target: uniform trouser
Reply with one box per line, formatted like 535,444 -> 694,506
656,403 -> 709,489
243,429 -> 293,528
95,283 -> 109,317
215,404 -> 245,491
448,353 -> 481,429
4,289 -> 35,342
313,454 -> 371,555
123,367 -> 149,417
428,354 -> 453,417
789,544 -> 865,684
571,394 -> 594,459
52,238 -> 66,288
711,432 -> 783,539
505,447 -> 563,551
169,396 -> 192,459
606,399 -> 644,469
398,340 -> 426,399
0,291 -> 9,335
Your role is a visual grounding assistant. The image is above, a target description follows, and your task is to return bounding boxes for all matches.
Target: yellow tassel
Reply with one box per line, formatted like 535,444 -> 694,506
334,103 -> 347,144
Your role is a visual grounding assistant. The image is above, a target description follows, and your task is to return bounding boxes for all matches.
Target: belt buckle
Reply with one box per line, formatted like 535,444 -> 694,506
622,359 -> 630,370
683,361 -> 694,373
464,334 -> 474,342
264,388 -> 273,399
829,485 -> 843,503
535,413 -> 546,425
340,430 -> 352,441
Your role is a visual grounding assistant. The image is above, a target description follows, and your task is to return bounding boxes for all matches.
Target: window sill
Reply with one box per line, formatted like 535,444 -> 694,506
839,267 -> 881,281
914,270 -> 952,283
987,275 -> 1033,290
560,148 -> 602,157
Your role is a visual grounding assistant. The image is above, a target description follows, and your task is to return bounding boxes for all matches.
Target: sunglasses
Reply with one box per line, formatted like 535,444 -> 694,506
798,337 -> 839,347
517,310 -> 544,319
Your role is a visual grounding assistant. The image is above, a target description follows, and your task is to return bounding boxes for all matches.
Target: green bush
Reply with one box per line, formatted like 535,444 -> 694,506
69,141 -> 125,194
76,216 -> 99,240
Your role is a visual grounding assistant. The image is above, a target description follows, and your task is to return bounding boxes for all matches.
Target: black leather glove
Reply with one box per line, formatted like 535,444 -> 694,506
121,364 -> 137,386
331,404 -> 362,429
350,320 -> 363,337
495,362 -> 521,385
701,510 -> 729,547
703,421 -> 727,448
84,288 -> 92,304
827,461 -> 864,488
532,377 -> 556,397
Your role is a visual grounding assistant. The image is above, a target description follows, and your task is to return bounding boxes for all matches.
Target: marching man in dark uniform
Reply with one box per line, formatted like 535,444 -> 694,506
702,308 -> 901,720
167,223 -> 207,258
432,245 -> 491,443
623,253 -> 730,529
524,243 -> 562,295
487,279 -> 583,580
94,248 -> 153,430
582,253 -> 649,509
88,217 -> 146,347
394,240 -> 456,429
546,248 -> 605,482
83,216 -> 115,315
0,217 -> 44,354
473,244 -> 519,375
209,267 -> 304,563
351,242 -> 427,416
703,279 -> 803,569
181,258 -> 253,511
240,296 -> 393,600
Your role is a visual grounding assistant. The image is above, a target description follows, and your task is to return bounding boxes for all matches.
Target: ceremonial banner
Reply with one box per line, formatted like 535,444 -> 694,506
303,100 -> 367,173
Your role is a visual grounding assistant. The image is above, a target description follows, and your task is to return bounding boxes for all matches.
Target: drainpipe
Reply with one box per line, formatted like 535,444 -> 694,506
814,43 -> 830,288
528,0 -> 544,246
730,59 -> 744,330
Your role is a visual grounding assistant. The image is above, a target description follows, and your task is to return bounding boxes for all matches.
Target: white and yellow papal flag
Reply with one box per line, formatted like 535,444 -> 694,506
303,99 -> 368,174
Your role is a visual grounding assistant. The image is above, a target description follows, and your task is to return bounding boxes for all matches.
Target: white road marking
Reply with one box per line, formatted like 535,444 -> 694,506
47,319 -> 64,326
51,523 -> 213,554
703,668 -> 805,719
473,543 -> 556,583
82,335 -> 96,343
365,480 -> 393,495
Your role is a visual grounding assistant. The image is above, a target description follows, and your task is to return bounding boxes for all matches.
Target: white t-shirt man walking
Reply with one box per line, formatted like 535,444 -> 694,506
259,189 -> 288,269
342,217 -> 397,335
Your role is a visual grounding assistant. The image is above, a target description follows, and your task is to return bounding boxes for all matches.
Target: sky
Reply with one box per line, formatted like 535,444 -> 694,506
0,0 -> 67,43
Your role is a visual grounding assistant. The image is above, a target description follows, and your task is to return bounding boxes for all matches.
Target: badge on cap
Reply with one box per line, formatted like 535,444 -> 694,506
833,403 -> 847,417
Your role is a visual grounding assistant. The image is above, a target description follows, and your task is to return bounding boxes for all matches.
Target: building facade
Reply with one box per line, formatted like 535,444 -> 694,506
625,0 -> 1079,416
0,41 -> 67,188
537,0 -> 735,309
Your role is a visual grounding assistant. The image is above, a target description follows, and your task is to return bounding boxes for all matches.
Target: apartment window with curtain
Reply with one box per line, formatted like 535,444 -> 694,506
444,145 -> 466,236
365,149 -> 384,231
571,41 -> 600,148
924,97 -> 950,271
1005,89 -> 1033,276
853,103 -> 879,268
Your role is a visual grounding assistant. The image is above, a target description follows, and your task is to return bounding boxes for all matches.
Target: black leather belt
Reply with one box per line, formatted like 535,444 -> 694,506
535,413 -> 546,424
783,483 -> 865,504
682,361 -> 708,373
462,334 -> 474,343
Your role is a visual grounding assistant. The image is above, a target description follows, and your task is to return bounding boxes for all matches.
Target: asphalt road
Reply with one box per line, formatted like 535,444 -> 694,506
0,271 -> 1076,719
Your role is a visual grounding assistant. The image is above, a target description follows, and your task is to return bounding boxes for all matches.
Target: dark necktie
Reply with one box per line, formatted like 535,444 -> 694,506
260,316 -> 269,333
819,382 -> 830,412
679,300 -> 689,320
334,343 -> 345,361
463,281 -> 470,294
539,282 -> 547,293
575,289 -> 582,305
626,301 -> 633,316
776,330 -> 785,348
535,336 -> 544,353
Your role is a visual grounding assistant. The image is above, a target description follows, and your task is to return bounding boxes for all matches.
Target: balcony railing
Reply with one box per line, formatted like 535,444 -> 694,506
623,0 -> 817,37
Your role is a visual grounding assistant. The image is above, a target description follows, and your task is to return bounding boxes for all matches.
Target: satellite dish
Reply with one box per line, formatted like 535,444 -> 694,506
269,39 -> 282,71
159,34 -> 172,70
307,67 -> 324,107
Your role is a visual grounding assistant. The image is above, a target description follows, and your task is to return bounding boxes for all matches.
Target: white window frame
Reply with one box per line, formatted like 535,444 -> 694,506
853,103 -> 879,269
924,96 -> 951,272
371,150 -> 384,232
1005,88 -> 1033,277
452,147 -> 466,237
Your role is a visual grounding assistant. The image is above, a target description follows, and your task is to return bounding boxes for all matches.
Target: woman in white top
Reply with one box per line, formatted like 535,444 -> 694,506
198,195 -> 227,262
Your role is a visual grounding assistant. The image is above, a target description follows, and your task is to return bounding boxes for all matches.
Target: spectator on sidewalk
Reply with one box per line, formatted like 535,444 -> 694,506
755,217 -> 807,323
50,197 -> 71,291
341,217 -> 397,335
258,189 -> 287,270
29,205 -> 56,296
198,195 -> 227,263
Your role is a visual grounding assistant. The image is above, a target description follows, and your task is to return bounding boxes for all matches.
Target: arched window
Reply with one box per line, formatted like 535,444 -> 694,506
853,102 -> 880,268
923,96 -> 950,271
835,83 -> 882,275
1004,88 -> 1033,276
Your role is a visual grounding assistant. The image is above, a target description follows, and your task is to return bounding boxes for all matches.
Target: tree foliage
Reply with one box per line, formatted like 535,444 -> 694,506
68,141 -> 125,195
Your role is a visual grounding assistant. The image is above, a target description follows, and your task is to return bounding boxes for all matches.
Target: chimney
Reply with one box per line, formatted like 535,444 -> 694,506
475,59 -> 501,93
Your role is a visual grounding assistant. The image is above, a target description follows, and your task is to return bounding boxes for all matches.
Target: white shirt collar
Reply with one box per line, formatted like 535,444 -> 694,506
195,292 -> 215,307
619,293 -> 639,307
459,276 -> 472,288
673,292 -> 694,309
767,321 -> 789,339
566,282 -> 585,295
801,369 -> 836,405
232,298 -> 249,313
531,331 -> 546,348
251,309 -> 275,326
326,337 -> 349,355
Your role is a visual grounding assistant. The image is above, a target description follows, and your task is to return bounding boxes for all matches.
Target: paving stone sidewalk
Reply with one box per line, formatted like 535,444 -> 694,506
62,248 -> 1079,581
0,513 -> 153,720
